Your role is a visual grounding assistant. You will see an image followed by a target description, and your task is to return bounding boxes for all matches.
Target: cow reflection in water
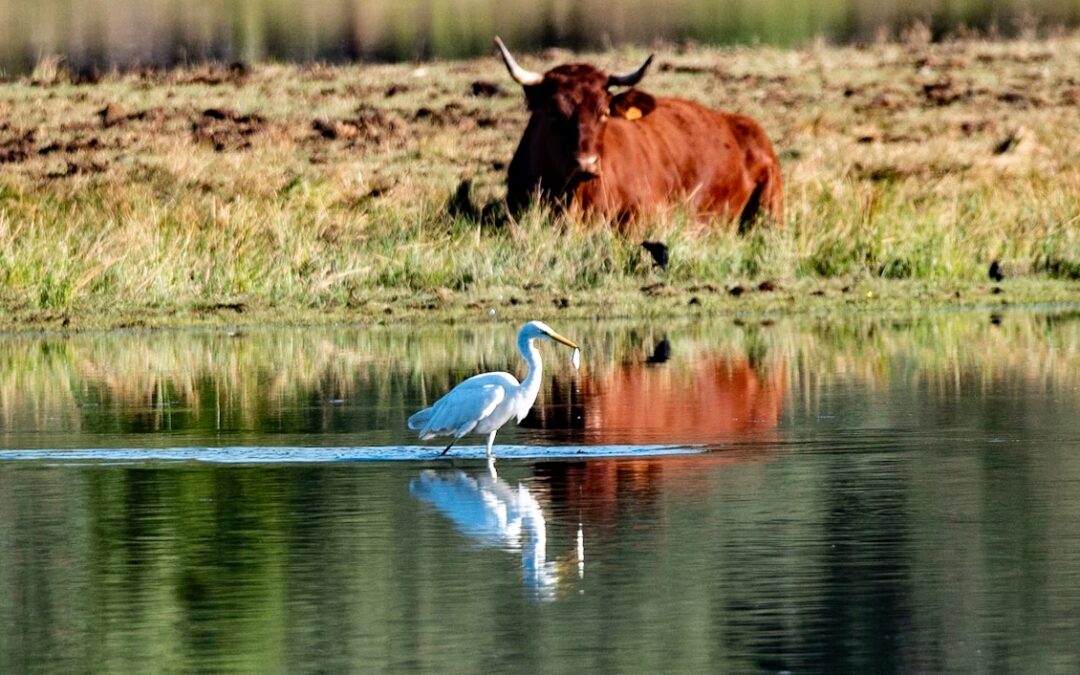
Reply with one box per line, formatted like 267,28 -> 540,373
531,339 -> 787,446
410,460 -> 584,601
526,338 -> 788,526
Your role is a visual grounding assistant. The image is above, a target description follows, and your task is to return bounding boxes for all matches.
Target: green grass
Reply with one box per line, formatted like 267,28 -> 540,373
0,33 -> 1079,330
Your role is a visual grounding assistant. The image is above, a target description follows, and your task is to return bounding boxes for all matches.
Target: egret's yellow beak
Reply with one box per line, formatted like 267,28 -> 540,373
547,330 -> 579,350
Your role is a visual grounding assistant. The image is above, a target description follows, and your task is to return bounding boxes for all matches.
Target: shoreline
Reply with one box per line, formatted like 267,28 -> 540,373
4,279 -> 1078,334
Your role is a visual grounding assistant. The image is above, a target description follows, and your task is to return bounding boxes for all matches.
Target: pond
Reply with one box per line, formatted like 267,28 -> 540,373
3,310 -> 1080,671
3,0 -> 1080,75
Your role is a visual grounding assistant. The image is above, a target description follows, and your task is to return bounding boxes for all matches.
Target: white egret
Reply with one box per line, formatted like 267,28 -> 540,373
408,321 -> 579,458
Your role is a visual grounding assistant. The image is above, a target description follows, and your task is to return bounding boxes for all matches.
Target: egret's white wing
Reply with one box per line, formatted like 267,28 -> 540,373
416,373 -> 516,439
407,407 -> 434,431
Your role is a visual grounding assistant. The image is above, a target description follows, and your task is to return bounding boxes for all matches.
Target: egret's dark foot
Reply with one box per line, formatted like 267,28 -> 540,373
439,440 -> 456,457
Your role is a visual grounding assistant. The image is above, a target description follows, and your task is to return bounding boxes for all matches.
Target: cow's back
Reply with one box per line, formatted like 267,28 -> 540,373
577,97 -> 781,222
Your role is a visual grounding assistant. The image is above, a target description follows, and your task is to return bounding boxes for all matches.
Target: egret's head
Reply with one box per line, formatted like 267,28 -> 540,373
521,321 -> 578,349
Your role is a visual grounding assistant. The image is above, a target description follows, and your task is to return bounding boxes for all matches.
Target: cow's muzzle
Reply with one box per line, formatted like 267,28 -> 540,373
575,154 -> 601,177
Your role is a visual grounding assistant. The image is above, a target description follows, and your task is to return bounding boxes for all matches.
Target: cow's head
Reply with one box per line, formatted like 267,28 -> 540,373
495,37 -> 654,179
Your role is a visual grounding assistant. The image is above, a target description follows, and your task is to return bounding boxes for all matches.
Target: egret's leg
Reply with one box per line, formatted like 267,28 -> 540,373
485,431 -> 497,459
438,438 -> 458,457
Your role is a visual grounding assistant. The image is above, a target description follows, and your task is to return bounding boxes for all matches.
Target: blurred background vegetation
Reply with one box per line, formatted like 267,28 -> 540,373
2,0 -> 1080,75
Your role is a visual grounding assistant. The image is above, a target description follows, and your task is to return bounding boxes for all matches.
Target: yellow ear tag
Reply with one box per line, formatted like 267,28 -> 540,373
623,106 -> 642,121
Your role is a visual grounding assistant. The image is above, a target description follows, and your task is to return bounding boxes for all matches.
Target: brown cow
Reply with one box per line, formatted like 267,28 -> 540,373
495,37 -> 783,227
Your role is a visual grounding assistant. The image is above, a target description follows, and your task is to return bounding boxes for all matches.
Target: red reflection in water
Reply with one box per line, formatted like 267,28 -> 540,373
532,347 -> 787,446
528,345 -> 787,526
582,355 -> 786,443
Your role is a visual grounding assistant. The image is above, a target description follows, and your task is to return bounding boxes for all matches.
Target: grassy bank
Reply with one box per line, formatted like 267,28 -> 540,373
1,33 -> 1079,330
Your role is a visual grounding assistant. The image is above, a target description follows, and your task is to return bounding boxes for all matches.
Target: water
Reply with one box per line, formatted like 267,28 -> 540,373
3,311 -> 1080,672
3,0 -> 1079,75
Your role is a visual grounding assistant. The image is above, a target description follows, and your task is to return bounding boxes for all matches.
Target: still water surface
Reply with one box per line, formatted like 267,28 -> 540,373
2,311 -> 1080,672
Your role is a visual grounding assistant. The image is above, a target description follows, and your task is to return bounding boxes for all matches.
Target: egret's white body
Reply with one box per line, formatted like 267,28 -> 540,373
408,321 -> 578,458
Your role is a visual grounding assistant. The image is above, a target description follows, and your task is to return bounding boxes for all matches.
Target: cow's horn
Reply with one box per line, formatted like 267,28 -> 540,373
494,37 -> 544,86
607,55 -> 654,88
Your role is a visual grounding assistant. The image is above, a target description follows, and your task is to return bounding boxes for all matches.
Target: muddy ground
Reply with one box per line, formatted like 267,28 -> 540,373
3,36 -> 1077,197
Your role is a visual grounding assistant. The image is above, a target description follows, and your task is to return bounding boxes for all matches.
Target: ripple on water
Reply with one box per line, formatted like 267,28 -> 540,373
0,445 -> 705,464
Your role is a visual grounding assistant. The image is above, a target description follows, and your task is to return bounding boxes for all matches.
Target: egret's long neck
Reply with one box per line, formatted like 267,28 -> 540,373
518,333 -> 544,404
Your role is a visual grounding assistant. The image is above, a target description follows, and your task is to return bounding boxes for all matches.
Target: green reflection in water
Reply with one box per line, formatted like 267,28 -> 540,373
2,311 -> 1079,449
3,444 -> 1080,671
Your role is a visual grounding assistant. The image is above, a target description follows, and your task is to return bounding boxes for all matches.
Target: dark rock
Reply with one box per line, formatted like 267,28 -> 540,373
469,80 -> 503,97
447,179 -> 478,219
993,132 -> 1021,155
97,103 -> 127,128
646,338 -> 671,364
641,240 -> 669,270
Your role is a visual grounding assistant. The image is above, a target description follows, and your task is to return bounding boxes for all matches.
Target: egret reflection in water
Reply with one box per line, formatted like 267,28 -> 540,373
410,461 -> 584,600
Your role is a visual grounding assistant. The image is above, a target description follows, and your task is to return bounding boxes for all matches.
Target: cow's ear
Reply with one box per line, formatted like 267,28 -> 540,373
610,89 -> 657,120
